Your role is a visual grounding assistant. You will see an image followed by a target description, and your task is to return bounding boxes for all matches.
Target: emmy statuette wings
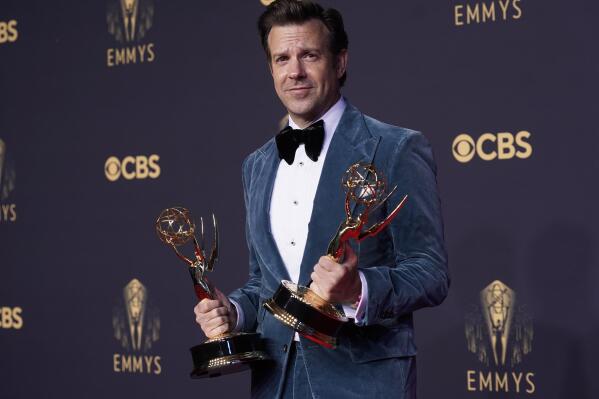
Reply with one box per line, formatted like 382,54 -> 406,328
264,163 -> 408,348
155,207 -> 270,378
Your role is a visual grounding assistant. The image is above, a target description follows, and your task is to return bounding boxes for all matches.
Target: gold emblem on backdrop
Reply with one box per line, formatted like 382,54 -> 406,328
104,154 -> 161,182
106,0 -> 156,67
0,20 -> 18,45
112,279 -> 162,374
0,306 -> 23,330
0,139 -> 17,223
113,279 -> 160,351
464,280 -> 535,394
0,139 -> 16,201
0,139 -> 7,197
465,280 -> 533,367
452,131 -> 532,163
107,0 -> 153,43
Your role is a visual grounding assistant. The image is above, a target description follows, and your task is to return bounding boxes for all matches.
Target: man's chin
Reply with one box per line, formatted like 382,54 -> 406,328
284,102 -> 321,122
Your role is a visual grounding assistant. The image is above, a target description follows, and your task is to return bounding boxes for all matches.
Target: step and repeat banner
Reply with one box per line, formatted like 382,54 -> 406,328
1,1 -> 597,398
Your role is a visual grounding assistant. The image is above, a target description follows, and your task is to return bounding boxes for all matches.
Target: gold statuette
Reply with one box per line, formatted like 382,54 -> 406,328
155,207 -> 269,377
264,163 -> 408,348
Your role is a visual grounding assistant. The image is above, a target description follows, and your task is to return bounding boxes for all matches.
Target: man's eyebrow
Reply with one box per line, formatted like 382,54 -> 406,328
271,49 -> 289,57
301,48 -> 322,53
272,47 -> 322,57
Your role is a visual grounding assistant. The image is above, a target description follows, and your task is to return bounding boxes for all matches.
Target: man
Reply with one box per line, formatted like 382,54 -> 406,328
194,1 -> 449,397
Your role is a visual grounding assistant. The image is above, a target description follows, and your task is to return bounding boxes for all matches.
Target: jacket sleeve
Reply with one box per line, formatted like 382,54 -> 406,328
360,131 -> 449,326
228,154 -> 263,332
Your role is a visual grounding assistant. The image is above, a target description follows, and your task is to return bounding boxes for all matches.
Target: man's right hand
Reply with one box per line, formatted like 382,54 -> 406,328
194,288 -> 237,338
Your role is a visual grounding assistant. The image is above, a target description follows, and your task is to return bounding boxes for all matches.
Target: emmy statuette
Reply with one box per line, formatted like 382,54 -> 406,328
155,207 -> 269,378
264,163 -> 408,348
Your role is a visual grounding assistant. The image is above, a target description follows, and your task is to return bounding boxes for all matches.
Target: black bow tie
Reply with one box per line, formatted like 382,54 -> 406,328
275,120 -> 325,165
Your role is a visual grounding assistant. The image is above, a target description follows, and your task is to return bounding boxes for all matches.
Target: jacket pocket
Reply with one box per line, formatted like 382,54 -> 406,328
348,326 -> 417,363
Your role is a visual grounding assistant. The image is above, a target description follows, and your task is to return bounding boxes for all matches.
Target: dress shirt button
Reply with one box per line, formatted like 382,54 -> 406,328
290,240 -> 296,246
298,161 -> 304,167
293,200 -> 298,205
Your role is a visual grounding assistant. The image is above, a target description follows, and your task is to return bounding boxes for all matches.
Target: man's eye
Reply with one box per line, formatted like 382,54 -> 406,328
275,56 -> 288,63
304,53 -> 317,60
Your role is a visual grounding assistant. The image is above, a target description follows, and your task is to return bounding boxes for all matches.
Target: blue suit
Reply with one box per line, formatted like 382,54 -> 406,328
230,103 -> 449,398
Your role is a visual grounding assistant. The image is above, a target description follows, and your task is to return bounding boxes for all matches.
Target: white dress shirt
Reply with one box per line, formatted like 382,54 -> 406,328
232,97 -> 368,333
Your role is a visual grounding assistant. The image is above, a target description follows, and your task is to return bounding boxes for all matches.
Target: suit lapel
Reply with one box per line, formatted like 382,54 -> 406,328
298,104 -> 380,285
250,141 -> 292,283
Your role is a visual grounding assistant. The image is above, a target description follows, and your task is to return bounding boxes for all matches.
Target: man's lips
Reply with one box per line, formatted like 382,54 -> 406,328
286,86 -> 313,96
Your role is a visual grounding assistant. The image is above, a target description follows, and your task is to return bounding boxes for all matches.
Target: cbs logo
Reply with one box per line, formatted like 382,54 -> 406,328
0,20 -> 18,44
452,131 -> 532,163
105,155 -> 161,182
0,306 -> 23,329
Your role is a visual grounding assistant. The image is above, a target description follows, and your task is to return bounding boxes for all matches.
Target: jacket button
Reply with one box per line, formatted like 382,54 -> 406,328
283,344 -> 288,353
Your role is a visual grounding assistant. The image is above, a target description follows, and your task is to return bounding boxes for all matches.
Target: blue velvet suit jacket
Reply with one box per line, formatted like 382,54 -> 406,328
229,103 -> 449,398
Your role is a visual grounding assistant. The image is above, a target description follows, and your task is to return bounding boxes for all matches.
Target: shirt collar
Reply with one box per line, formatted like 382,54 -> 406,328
287,96 -> 347,156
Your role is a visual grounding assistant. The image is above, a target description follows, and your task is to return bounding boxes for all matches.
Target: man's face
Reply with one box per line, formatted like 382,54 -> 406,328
267,19 -> 347,127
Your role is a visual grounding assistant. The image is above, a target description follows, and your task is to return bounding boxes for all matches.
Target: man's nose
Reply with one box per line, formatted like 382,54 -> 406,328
288,58 -> 306,80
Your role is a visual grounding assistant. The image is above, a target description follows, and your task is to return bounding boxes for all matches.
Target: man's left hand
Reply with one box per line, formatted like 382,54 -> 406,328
310,245 -> 361,304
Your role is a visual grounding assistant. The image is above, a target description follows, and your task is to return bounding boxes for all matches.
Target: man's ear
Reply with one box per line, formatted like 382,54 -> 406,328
335,49 -> 348,79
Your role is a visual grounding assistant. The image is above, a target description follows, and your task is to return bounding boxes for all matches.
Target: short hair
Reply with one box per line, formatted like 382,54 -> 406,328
258,0 -> 349,86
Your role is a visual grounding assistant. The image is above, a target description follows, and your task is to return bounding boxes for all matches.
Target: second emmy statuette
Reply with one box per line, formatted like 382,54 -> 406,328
264,163 -> 408,348
155,207 -> 269,378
